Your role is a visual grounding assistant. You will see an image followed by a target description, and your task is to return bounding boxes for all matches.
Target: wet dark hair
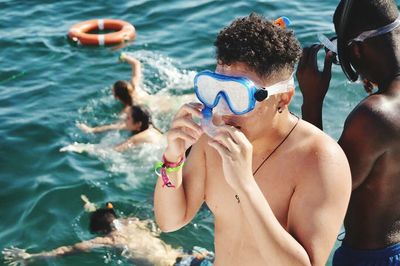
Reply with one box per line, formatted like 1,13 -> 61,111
333,0 -> 399,41
131,105 -> 152,132
89,205 -> 118,234
113,80 -> 133,106
214,12 -> 302,78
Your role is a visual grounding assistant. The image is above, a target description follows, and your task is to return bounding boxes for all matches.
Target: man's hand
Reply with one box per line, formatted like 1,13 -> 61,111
296,44 -> 334,105
208,125 -> 254,191
164,102 -> 203,162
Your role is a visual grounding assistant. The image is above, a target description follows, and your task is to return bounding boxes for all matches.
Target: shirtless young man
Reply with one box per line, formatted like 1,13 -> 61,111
297,0 -> 400,265
154,13 -> 351,266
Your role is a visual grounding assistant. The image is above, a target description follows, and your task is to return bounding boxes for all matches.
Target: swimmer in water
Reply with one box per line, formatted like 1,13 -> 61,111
77,53 -> 150,134
2,196 -> 214,266
114,104 -> 163,152
77,53 -> 195,134
62,105 -> 163,153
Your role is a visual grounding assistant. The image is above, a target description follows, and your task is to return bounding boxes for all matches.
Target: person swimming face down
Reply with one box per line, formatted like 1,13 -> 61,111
113,80 -> 134,107
89,203 -> 118,235
125,105 -> 152,133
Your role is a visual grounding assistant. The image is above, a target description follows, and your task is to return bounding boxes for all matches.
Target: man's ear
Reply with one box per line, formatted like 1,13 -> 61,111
278,88 -> 295,108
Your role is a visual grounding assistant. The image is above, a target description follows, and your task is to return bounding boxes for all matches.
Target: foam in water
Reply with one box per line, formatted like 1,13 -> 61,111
124,50 -> 196,94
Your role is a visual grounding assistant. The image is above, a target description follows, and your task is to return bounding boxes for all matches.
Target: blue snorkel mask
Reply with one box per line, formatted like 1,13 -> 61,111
194,70 -> 294,137
194,15 -> 294,137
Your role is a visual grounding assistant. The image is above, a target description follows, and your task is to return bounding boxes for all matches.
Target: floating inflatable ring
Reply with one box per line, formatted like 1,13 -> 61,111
68,19 -> 136,46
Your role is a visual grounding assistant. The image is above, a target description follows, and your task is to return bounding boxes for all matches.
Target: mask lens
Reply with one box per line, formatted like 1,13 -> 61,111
195,74 -> 221,106
195,72 -> 253,114
219,80 -> 251,113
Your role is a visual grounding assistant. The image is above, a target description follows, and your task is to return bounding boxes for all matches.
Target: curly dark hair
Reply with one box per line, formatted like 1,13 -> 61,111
214,13 -> 302,78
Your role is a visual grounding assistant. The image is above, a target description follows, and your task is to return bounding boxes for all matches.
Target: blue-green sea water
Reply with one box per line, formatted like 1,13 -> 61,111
2,1 -> 399,265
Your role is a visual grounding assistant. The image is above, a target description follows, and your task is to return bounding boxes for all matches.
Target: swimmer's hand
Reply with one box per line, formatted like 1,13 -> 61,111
76,122 -> 94,133
81,195 -> 97,212
2,246 -> 31,266
60,142 -> 95,154
120,53 -> 140,66
119,52 -> 127,62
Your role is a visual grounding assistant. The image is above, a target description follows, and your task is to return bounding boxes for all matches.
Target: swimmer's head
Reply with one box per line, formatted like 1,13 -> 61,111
113,80 -> 133,106
89,202 -> 118,235
126,105 -> 152,132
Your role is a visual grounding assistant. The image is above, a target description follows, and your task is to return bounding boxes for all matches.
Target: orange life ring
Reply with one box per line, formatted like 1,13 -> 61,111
68,19 -> 136,46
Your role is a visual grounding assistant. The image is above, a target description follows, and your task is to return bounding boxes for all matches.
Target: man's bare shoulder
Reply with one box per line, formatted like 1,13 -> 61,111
295,119 -> 351,184
298,119 -> 345,157
286,122 -> 351,266
342,94 -> 400,151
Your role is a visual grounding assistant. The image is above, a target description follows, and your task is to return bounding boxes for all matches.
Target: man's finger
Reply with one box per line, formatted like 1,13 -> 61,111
212,132 -> 239,154
298,47 -> 310,69
171,118 -> 202,135
168,128 -> 199,142
208,140 -> 230,158
216,125 -> 249,148
322,51 -> 334,76
175,103 -> 203,119
308,44 -> 323,70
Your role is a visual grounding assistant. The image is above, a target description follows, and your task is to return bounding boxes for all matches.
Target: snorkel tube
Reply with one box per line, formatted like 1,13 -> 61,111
201,107 -> 218,137
337,0 -> 359,82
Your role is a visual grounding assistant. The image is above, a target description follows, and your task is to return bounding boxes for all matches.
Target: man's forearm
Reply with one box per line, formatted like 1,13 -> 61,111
301,102 -> 323,130
153,170 -> 189,232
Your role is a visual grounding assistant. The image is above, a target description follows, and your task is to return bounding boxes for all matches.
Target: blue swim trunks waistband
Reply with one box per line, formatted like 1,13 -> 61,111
174,246 -> 214,266
333,242 -> 400,266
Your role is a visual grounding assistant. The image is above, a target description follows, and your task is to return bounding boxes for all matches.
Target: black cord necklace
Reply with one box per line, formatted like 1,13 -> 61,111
235,114 -> 300,204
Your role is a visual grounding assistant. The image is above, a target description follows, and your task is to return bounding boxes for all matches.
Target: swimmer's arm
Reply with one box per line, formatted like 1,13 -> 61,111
154,137 -> 206,232
239,142 -> 351,266
77,122 -> 126,134
114,131 -> 150,152
338,103 -> 389,190
37,237 -> 113,258
124,55 -> 143,91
